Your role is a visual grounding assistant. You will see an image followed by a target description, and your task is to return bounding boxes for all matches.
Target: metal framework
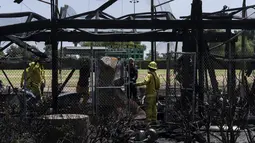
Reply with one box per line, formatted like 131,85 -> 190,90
0,32 -> 235,42
1,19 -> 255,36
1,0 -> 255,114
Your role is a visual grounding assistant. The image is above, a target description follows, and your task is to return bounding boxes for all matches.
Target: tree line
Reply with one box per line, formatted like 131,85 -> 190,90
1,41 -> 147,59
82,41 -> 146,49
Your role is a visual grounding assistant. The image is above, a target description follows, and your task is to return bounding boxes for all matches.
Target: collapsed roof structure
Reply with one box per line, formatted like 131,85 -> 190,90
1,0 -> 255,114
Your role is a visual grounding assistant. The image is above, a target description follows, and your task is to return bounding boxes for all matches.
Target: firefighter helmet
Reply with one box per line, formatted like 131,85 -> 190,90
148,61 -> 157,70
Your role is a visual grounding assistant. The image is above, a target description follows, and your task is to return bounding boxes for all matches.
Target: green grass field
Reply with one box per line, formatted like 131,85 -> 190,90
0,69 -> 253,92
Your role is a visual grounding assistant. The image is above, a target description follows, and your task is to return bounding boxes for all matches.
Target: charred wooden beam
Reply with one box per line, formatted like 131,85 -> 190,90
0,42 -> 13,51
85,0 -> 118,19
1,19 -> 255,36
0,20 -> 51,36
58,69 -> 75,94
0,32 -> 237,42
57,19 -> 255,29
0,12 -> 47,20
5,35 -> 47,58
1,70 -> 14,90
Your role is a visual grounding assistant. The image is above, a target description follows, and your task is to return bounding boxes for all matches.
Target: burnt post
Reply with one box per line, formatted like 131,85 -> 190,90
225,28 -> 236,143
151,0 -> 156,61
166,43 -> 170,96
241,0 -> 246,85
51,0 -> 58,113
181,31 -> 191,112
191,0 -> 204,116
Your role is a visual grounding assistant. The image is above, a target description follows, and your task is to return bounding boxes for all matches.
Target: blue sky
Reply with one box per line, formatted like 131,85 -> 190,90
0,0 -> 254,55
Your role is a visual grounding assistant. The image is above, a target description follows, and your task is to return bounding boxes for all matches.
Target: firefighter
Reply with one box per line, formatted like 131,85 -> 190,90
20,56 -> 46,101
76,58 -> 91,104
135,61 -> 160,123
127,58 -> 138,102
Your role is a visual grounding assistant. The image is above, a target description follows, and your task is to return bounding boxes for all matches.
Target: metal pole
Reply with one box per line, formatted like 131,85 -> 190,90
166,43 -> 170,96
154,0 -> 174,8
165,43 -> 170,122
134,1 -> 135,14
192,53 -> 197,121
91,43 -> 95,115
22,46 -> 28,120
130,0 -> 139,14
92,11 -> 99,115
59,41 -> 63,84
227,28 -> 236,143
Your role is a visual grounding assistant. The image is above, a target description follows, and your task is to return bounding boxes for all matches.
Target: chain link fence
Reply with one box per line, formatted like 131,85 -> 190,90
93,51 -> 145,118
165,52 -> 196,123
2,45 -> 255,141
0,52 -> 149,115
0,52 -> 134,142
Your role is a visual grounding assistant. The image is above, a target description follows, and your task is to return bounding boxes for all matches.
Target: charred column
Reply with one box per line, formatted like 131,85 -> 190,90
151,0 -> 156,61
241,0 -> 247,86
181,30 -> 195,112
226,28 -> 236,142
191,0 -> 204,116
51,0 -> 59,113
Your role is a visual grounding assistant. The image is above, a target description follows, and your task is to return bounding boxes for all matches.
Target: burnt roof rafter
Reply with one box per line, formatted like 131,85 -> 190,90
5,35 -> 47,58
1,19 -> 255,37
65,10 -> 116,20
0,31 -> 235,42
85,0 -> 118,20
64,11 -> 174,20
0,3 -> 255,42
0,12 -> 47,22
117,11 -> 175,20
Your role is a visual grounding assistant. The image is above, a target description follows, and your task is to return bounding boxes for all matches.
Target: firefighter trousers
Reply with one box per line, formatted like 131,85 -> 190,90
127,83 -> 138,101
145,94 -> 157,122
27,84 -> 41,101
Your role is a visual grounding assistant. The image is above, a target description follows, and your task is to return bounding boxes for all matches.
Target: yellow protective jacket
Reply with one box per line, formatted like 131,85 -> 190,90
136,71 -> 160,95
21,62 -> 45,87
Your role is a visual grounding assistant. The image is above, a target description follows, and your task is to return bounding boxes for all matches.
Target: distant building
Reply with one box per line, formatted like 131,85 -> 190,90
108,48 -> 144,61
63,46 -> 106,57
63,46 -> 145,61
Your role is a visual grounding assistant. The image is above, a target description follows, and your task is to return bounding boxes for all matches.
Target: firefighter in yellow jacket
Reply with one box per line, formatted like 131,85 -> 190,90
135,61 -> 160,122
21,57 -> 46,101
